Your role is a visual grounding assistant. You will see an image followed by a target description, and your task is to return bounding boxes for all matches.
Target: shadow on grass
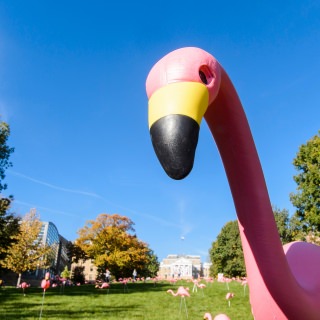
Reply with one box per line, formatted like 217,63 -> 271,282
0,282 -> 166,293
51,282 -> 173,296
0,282 -> 171,305
1,302 -> 139,319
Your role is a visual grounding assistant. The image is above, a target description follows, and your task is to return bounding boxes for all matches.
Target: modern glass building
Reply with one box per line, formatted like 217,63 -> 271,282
35,221 -> 70,279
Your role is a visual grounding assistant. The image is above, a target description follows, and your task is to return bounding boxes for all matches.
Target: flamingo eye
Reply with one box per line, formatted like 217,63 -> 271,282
199,65 -> 214,85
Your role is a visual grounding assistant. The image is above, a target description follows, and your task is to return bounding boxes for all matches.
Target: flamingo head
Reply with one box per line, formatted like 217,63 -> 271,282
213,315 -> 231,320
204,312 -> 212,320
226,292 -> 235,299
146,47 -> 221,180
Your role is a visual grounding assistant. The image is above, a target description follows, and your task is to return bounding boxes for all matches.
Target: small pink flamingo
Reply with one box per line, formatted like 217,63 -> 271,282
197,283 -> 206,296
226,292 -> 235,307
204,313 -> 231,320
167,286 -> 190,297
215,315 -> 231,320
41,279 -> 50,291
21,282 -> 29,296
224,277 -> 232,290
122,278 -> 129,293
204,312 -> 212,320
192,279 -> 198,293
97,282 -> 110,293
241,279 -> 248,296
39,279 -> 50,319
167,286 -> 190,318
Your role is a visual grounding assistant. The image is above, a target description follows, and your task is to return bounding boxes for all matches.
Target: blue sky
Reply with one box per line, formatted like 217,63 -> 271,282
1,1 -> 319,263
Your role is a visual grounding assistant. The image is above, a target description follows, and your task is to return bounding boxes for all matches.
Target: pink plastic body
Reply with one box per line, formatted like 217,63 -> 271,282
146,47 -> 320,320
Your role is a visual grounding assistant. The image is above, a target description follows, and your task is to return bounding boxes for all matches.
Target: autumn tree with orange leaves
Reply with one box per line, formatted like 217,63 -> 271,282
75,214 -> 159,279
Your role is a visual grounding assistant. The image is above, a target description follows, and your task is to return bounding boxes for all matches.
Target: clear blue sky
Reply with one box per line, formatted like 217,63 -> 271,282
1,1 -> 319,263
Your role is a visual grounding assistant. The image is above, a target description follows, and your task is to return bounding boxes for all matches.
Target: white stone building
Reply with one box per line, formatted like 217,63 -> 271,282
157,254 -> 212,279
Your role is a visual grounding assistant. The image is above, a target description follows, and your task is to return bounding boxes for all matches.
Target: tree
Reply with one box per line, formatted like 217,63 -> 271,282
209,220 -> 246,278
60,266 -> 71,279
272,206 -> 294,244
209,207 -> 295,277
0,196 -> 20,267
0,121 -> 14,193
66,241 -> 88,263
71,266 -> 85,284
0,121 -> 19,270
140,249 -> 159,278
290,131 -> 320,243
76,213 -> 158,279
0,209 -> 50,286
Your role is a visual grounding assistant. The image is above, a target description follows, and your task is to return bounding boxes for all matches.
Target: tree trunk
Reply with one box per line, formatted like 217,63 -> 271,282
16,273 -> 22,287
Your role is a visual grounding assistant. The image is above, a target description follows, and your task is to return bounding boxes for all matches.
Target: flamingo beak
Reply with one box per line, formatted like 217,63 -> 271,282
148,82 -> 209,180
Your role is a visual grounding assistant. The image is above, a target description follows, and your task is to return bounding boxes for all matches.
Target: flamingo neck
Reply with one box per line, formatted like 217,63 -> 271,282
205,68 -> 284,272
204,67 -> 312,318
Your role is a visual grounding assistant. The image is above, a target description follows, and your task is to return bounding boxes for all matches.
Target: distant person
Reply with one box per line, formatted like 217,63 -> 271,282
105,269 -> 111,283
133,269 -> 137,281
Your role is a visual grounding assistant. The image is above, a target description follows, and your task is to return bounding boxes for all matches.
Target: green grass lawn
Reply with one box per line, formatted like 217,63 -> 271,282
0,280 -> 254,319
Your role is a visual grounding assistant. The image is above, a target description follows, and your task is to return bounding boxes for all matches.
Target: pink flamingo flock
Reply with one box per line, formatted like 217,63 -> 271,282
166,280 -> 232,319
146,47 -> 320,319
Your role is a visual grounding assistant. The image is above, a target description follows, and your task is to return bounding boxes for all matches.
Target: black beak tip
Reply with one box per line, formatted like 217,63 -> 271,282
150,115 -> 200,180
164,166 -> 193,181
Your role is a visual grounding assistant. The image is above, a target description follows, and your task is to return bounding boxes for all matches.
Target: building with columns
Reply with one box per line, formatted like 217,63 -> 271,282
157,254 -> 212,279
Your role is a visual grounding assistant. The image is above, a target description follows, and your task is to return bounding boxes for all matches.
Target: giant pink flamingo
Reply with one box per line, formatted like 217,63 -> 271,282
146,47 -> 320,319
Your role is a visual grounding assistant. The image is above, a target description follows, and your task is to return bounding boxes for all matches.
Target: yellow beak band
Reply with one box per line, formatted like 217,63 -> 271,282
148,82 -> 209,129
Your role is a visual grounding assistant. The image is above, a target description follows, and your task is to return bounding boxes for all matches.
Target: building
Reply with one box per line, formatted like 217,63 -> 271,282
57,235 -> 70,274
71,258 -> 98,283
34,221 -> 70,279
157,254 -> 212,279
202,262 -> 212,278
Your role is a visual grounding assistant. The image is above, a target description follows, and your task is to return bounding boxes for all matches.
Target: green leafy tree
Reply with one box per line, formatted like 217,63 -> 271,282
0,197 -> 20,268
60,266 -> 71,279
66,241 -> 88,263
209,220 -> 245,278
140,249 -> 159,278
0,209 -> 50,286
290,131 -> 320,243
209,207 -> 295,277
0,121 -> 19,271
0,121 -> 14,192
272,206 -> 294,244
288,213 -> 305,242
76,213 -> 158,279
